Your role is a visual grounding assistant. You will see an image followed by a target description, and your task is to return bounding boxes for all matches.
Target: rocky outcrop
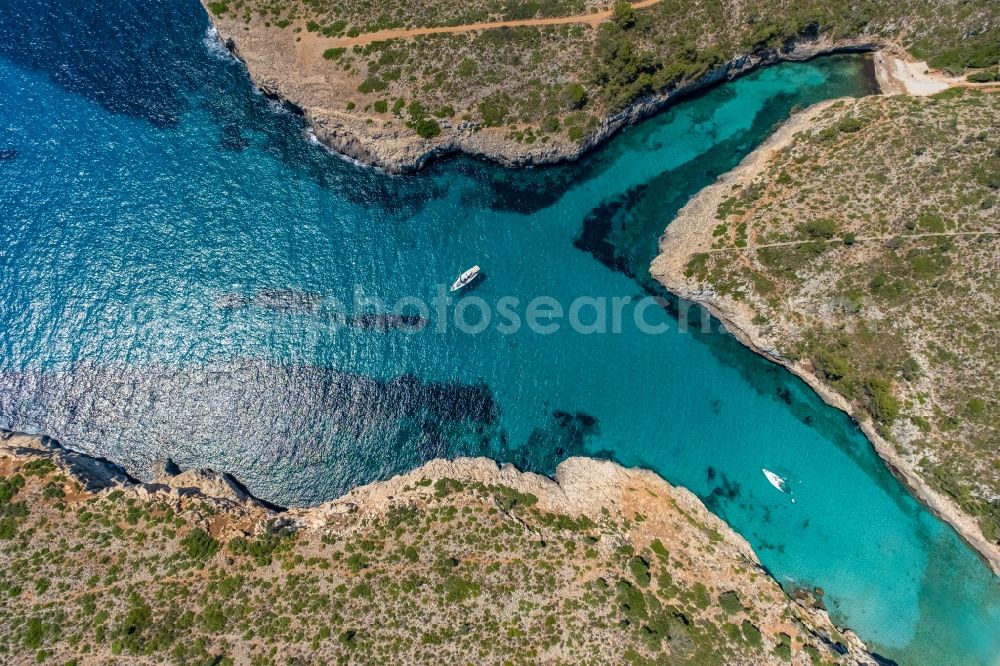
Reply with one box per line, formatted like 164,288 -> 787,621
1,431 -> 266,512
150,458 -> 261,505
0,430 -> 132,491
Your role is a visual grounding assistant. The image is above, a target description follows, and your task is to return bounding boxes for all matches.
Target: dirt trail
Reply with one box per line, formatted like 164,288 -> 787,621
307,0 -> 662,49
707,230 -> 1000,253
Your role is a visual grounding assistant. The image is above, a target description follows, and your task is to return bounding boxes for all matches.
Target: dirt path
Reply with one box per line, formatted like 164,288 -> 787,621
309,0 -> 662,49
706,230 -> 1000,253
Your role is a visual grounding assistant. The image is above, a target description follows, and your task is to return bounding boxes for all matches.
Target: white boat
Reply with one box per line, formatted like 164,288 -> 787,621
762,468 -> 788,493
449,265 -> 481,292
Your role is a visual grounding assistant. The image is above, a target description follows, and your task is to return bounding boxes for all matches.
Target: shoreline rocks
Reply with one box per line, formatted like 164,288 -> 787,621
207,15 -> 885,174
649,100 -> 1000,577
0,429 -> 875,662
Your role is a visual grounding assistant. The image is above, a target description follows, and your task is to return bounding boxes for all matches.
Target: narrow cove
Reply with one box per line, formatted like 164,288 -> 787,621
0,1 -> 997,662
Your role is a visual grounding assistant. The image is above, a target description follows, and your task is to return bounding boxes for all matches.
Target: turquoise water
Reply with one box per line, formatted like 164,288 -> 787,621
0,2 -> 998,662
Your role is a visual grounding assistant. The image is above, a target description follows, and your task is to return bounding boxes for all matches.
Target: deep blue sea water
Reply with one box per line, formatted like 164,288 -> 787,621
0,1 -> 998,662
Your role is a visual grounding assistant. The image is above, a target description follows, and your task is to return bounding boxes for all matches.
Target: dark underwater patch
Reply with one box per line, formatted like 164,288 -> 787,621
569,80 -> 857,297
0,148 -> 18,162
215,289 -> 324,313
697,329 -> 921,518
570,135 -> 761,296
504,410 -> 603,475
703,469 -> 742,512
0,0 -> 204,126
438,140 -> 616,216
219,123 -> 251,152
573,185 -> 647,278
0,362 -> 497,505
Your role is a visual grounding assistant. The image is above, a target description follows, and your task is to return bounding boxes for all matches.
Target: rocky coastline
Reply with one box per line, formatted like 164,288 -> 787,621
209,13 -> 884,174
649,101 -> 1000,577
0,430 -> 875,663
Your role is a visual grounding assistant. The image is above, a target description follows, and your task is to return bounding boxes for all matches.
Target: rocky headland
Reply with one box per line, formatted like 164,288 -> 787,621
200,0 -> 998,172
209,20 -> 879,173
0,431 -> 874,664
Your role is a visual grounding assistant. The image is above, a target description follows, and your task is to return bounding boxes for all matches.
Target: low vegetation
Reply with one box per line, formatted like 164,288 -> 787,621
0,444 -> 868,664
681,91 -> 1000,543
202,0 -> 999,153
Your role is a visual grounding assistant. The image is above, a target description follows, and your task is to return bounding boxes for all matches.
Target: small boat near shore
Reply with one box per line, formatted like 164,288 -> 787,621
450,265 -> 481,292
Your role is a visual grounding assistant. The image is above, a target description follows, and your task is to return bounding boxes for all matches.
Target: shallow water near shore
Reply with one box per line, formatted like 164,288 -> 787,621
1,1 -> 998,662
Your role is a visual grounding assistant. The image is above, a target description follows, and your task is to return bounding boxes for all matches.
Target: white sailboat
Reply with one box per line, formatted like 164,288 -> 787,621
449,265 -> 481,292
762,468 -> 788,493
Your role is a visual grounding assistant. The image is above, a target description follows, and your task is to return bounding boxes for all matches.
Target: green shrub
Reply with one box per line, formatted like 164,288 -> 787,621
836,117 -> 864,133
0,474 -> 25,504
443,576 -> 480,602
322,48 -> 346,60
815,350 -> 851,382
865,377 -> 900,424
351,582 -> 373,599
345,553 -> 368,573
23,617 -> 48,650
563,83 -> 587,109
691,581 -> 710,609
612,1 -> 636,29
719,591 -> 742,614
22,459 -> 56,477
967,68 -> 999,83
928,39 -> 1000,72
741,620 -> 762,647
357,77 -> 388,94
180,528 -> 220,561
413,118 -> 441,139
228,524 -> 292,566
773,632 -> 792,660
628,557 -> 650,586
916,212 -> 946,233
207,2 -> 228,16
42,482 -> 64,500
478,98 -> 510,126
650,539 -> 669,561
901,356 -> 922,382
201,603 -> 227,631
615,580 -> 647,624
457,59 -> 477,77
799,218 -> 839,239
112,594 -> 152,654
373,100 -> 388,113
